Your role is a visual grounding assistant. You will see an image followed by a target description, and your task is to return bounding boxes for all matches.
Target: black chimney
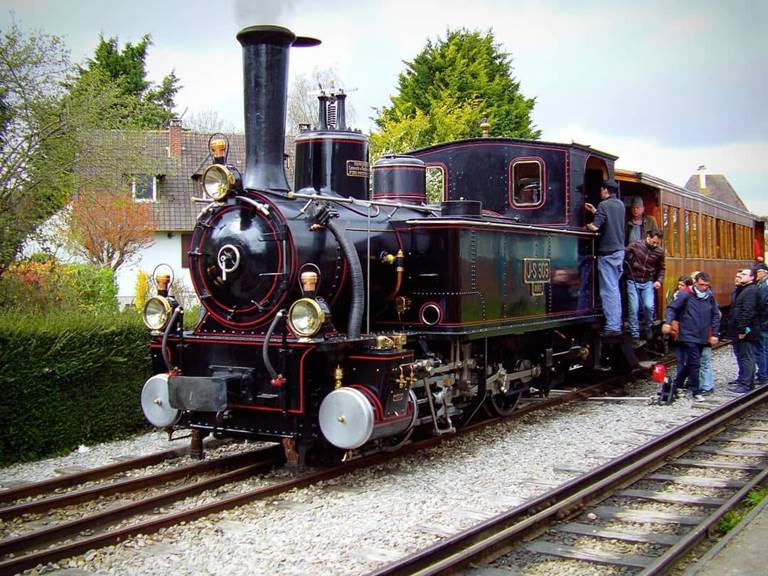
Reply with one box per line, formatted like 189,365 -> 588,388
236,25 -> 319,192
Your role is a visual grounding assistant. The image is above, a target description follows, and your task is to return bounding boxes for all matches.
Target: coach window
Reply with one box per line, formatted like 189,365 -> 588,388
510,159 -> 544,207
690,212 -> 700,257
664,207 -> 679,256
739,226 -> 748,259
704,216 -> 713,258
426,165 -> 446,203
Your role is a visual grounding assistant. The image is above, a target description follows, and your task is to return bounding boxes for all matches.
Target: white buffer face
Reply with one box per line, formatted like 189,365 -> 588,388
141,373 -> 181,428
318,387 -> 375,449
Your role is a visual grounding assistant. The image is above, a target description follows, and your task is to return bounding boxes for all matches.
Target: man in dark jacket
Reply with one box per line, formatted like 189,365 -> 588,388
728,268 -> 761,393
624,229 -> 665,345
754,263 -> 768,384
586,180 -> 625,335
662,272 -> 720,401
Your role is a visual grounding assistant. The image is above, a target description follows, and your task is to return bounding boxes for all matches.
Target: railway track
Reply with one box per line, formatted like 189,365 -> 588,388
366,385 -> 768,576
0,375 -> 625,574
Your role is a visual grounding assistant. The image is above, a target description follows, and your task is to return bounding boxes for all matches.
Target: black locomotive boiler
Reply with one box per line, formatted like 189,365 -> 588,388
140,25 -> 621,466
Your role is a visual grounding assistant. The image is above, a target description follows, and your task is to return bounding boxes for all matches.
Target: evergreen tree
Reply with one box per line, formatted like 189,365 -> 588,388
372,28 -> 539,157
76,34 -> 180,129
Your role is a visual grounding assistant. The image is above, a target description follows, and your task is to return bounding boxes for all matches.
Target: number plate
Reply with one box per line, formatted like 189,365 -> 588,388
523,258 -> 551,284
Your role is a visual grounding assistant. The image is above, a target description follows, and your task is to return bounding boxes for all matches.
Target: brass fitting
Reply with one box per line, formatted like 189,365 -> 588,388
334,365 -> 344,389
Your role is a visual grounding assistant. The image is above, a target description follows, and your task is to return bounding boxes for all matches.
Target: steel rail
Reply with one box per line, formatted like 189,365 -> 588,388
0,451 -> 283,563
0,446 -> 281,519
366,385 -> 768,576
0,439 -> 231,504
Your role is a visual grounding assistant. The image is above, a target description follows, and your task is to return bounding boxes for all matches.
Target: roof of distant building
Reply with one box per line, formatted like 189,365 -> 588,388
684,173 -> 748,212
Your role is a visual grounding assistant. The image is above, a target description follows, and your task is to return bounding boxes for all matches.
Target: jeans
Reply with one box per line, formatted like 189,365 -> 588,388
675,342 -> 703,395
699,346 -> 713,392
736,338 -> 757,387
627,279 -> 654,338
597,250 -> 624,332
756,332 -> 768,383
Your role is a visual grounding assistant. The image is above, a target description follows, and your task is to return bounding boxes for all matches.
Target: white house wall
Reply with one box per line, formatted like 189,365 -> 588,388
116,232 -> 194,308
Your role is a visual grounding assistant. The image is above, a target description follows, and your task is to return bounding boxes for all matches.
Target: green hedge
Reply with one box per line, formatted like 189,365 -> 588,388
0,311 -> 152,465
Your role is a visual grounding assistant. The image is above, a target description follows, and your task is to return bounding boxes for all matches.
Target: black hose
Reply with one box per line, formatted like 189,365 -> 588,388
263,310 -> 286,379
162,307 -> 183,371
327,218 -> 364,339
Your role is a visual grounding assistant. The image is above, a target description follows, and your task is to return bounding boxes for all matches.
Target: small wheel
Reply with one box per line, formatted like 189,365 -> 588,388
484,390 -> 521,417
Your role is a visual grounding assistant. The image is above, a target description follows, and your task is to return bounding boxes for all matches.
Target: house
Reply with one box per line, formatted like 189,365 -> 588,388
683,165 -> 749,212
111,122 -> 246,307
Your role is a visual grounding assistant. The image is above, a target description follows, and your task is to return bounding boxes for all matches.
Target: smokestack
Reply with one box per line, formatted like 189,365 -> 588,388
236,25 -> 319,192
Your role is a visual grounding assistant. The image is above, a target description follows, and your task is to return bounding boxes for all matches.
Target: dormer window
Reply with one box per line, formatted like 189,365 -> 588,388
132,175 -> 157,202
510,159 -> 545,208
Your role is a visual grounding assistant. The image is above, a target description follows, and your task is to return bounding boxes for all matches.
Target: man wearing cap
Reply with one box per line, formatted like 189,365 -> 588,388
625,196 -> 659,245
586,180 -> 625,335
754,263 -> 768,384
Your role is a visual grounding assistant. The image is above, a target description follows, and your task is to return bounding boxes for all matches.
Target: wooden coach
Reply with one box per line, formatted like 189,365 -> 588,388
616,169 -> 765,314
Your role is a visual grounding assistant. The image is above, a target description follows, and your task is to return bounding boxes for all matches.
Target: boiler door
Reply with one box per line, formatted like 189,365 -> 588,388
190,203 -> 291,327
319,387 -> 375,450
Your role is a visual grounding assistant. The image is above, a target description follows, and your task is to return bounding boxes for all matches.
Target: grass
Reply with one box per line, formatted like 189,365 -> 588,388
718,488 -> 768,534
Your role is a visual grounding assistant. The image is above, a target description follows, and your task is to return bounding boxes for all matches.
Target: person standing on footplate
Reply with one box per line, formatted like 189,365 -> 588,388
585,180 -> 625,335
624,229 -> 665,346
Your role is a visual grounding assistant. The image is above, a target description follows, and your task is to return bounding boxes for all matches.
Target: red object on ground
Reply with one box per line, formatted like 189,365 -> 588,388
651,363 -> 666,383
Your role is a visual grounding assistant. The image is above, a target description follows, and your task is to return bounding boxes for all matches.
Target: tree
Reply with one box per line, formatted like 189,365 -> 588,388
183,109 -> 237,133
65,185 -> 156,272
75,34 -> 180,129
371,28 -> 540,158
0,23 -> 130,276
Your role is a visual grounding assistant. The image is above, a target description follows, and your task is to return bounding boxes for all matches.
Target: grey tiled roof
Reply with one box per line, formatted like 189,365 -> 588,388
81,129 -> 298,232
684,173 -> 748,212
155,131 -> 246,231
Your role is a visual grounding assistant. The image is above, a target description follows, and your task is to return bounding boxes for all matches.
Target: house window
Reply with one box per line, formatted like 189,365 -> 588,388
510,159 -> 544,208
132,175 -> 157,202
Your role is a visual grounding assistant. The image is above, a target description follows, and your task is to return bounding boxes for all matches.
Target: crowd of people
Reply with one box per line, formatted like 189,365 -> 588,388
586,179 -> 767,401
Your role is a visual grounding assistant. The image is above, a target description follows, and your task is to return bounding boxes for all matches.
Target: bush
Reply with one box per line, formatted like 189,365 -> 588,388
0,310 -> 152,464
0,260 -> 118,313
134,270 -> 150,311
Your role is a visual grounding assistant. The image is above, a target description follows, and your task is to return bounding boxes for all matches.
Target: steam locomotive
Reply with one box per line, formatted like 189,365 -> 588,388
140,25 -> 631,466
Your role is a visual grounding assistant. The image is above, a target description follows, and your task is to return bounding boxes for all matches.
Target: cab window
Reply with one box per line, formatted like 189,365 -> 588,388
510,159 -> 544,207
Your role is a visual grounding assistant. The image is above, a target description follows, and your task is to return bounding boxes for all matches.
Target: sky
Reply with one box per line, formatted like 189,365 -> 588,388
3,0 -> 767,213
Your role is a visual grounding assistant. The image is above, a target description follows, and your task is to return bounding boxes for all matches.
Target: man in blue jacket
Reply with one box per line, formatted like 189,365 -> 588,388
662,272 -> 720,401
